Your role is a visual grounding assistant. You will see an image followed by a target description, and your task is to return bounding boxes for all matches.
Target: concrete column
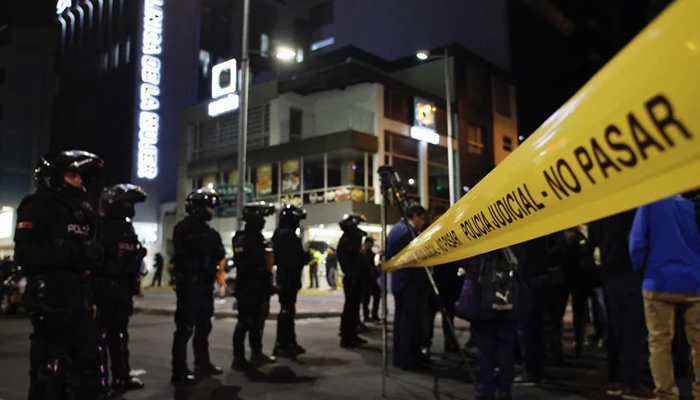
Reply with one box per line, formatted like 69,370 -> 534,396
374,84 -> 385,205
418,141 -> 429,209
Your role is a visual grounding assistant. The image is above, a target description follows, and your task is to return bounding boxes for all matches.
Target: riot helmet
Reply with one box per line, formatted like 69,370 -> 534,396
339,213 -> 367,233
242,202 -> 276,232
278,204 -> 306,229
34,150 -> 104,198
185,187 -> 222,221
101,184 -> 147,219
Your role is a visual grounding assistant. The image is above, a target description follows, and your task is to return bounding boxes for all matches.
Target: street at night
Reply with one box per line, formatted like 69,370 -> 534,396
1,310 -> 681,400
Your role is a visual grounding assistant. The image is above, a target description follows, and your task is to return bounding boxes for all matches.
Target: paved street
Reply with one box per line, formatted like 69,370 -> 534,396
0,312 -> 662,400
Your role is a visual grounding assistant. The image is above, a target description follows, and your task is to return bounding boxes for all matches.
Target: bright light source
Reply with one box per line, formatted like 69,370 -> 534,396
311,37 -> 335,51
519,135 -> 525,141
463,186 -> 471,193
207,183 -> 214,189
208,94 -> 240,116
408,178 -> 416,185
416,52 -> 429,60
319,224 -> 325,229
276,47 -> 296,60
410,126 -> 440,144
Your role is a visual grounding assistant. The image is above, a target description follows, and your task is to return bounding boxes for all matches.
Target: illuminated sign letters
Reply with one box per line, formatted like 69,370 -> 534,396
410,98 -> 440,144
208,58 -> 240,117
137,0 -> 163,180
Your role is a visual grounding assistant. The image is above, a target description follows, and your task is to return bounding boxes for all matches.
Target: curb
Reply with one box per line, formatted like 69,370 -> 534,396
133,307 -> 343,320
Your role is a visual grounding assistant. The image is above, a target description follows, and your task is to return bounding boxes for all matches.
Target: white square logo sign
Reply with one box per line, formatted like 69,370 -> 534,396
212,59 -> 237,99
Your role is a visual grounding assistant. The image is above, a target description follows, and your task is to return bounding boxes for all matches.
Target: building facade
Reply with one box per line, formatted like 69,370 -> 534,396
172,45 -> 518,257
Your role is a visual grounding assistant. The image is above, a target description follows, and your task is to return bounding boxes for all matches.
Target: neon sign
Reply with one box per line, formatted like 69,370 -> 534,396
137,0 -> 163,180
56,0 -> 72,14
207,58 -> 240,117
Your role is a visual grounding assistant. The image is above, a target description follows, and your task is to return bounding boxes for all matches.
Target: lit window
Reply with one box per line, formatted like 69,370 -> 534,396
311,37 -> 335,51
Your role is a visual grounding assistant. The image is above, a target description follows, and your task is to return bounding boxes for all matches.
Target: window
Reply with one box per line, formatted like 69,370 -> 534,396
503,136 -> 513,152
467,124 -> 485,155
384,89 -> 408,122
309,1 -> 334,29
390,157 -> 419,195
303,154 -> 325,191
466,62 -> 484,103
290,108 -> 303,141
429,165 -> 449,200
493,77 -> 512,117
311,37 -> 335,51
252,163 -> 278,198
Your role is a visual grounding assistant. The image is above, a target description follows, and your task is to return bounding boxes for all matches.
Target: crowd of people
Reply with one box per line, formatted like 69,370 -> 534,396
382,192 -> 700,400
8,148 -> 700,400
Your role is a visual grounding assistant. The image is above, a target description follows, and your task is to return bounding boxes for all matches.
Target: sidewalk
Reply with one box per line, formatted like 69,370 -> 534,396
134,287 -> 396,319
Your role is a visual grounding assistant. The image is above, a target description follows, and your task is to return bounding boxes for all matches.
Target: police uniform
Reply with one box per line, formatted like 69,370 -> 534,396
14,150 -> 104,400
93,184 -> 148,391
232,203 -> 277,370
272,205 -> 310,358
171,188 -> 226,384
338,213 -> 368,348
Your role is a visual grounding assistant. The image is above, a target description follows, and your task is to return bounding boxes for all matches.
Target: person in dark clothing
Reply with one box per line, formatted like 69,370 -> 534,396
549,227 -> 598,358
14,150 -> 105,400
338,213 -> 368,348
589,210 -> 654,398
455,249 -> 518,400
93,184 -> 148,393
423,262 -> 464,355
513,235 -> 553,385
326,247 -> 338,290
272,205 -> 311,358
231,203 -> 277,370
151,253 -> 164,287
389,204 -> 429,370
361,236 -> 381,323
171,188 -> 226,385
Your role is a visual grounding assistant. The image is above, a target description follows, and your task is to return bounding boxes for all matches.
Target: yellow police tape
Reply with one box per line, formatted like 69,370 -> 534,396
383,0 -> 700,271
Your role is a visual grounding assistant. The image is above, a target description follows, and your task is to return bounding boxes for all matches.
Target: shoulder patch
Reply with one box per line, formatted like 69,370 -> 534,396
16,221 -> 33,229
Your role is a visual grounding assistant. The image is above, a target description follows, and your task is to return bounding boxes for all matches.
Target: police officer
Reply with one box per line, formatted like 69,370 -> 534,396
232,203 -> 277,370
93,184 -> 148,392
171,188 -> 226,384
272,205 -> 311,358
337,213 -> 368,348
14,150 -> 104,400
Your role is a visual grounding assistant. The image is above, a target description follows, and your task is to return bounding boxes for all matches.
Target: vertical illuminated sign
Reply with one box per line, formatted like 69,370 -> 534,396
137,0 -> 163,180
410,98 -> 440,144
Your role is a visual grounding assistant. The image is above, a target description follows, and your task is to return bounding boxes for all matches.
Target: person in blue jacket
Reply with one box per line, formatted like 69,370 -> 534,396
388,203 -> 428,370
629,190 -> 700,400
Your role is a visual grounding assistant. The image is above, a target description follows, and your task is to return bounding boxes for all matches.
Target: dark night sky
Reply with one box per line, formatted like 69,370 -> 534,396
509,0 -> 674,138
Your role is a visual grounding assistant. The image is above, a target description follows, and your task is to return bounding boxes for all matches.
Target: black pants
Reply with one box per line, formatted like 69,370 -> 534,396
393,285 -> 429,368
602,275 -> 645,387
422,289 -> 459,352
362,278 -> 381,320
549,282 -> 591,358
340,278 -> 362,339
518,284 -> 546,381
233,294 -> 267,358
94,280 -> 134,384
276,286 -> 299,348
171,280 -> 214,374
326,267 -> 337,289
473,319 -> 518,397
308,265 -> 319,288
150,268 -> 163,286
29,307 -> 101,400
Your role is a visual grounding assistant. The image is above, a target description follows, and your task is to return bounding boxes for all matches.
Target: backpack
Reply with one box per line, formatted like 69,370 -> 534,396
478,247 -> 519,314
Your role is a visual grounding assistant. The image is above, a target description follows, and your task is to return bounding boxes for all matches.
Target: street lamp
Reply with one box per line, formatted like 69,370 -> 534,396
275,46 -> 296,60
416,48 -> 457,206
236,0 -> 296,228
